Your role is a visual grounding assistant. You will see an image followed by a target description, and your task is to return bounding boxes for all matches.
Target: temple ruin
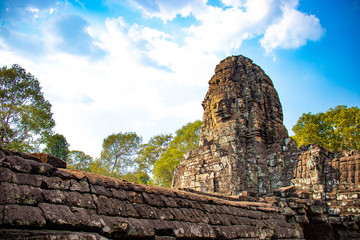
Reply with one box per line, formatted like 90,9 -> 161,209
0,55 -> 359,239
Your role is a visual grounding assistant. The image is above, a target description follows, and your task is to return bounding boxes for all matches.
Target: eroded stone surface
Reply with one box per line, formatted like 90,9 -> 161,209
172,55 -> 360,239
30,152 -> 67,168
173,55 -> 297,195
0,148 -> 302,240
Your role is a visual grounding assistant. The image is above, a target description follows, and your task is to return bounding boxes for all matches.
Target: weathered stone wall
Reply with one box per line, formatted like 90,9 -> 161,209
289,144 -> 360,238
172,55 -> 360,239
0,148 -> 303,239
173,55 -> 298,196
268,184 -> 360,240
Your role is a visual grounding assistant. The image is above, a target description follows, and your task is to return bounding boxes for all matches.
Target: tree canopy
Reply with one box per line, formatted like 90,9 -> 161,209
153,120 -> 202,187
67,150 -> 93,171
135,134 -> 173,174
43,133 -> 70,160
0,64 -> 55,152
292,105 -> 360,152
100,132 -> 142,175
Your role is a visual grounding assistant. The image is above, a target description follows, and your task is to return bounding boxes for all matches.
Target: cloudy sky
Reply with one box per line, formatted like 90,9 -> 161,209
1,0 -> 359,158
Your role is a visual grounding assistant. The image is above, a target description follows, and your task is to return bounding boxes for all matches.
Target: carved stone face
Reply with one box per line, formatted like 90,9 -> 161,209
210,96 -> 232,125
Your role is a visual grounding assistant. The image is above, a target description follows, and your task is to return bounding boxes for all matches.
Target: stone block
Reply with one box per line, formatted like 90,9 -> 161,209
0,167 -> 16,182
295,214 -> 309,223
70,207 -> 102,229
0,182 -> 16,204
310,205 -> 326,214
283,207 -> 295,216
42,189 -> 67,204
0,205 -> 3,224
66,191 -> 96,209
4,156 -> 32,173
30,153 -> 66,168
264,196 -> 280,204
28,160 -> 57,176
69,179 -> 90,192
15,172 -> 43,187
3,205 -> 46,227
41,176 -> 70,190
159,196 -> 178,208
296,191 -> 311,199
90,184 -> 112,197
329,216 -> 342,225
39,203 -> 77,226
310,214 -> 328,223
109,188 -> 127,200
133,204 -> 158,219
125,191 -> 144,203
99,216 -> 130,237
0,229 -> 107,240
124,218 -> 155,237
93,195 -> 122,216
155,208 -> 174,221
122,202 -> 139,218
15,184 -> 43,205
273,186 -> 295,198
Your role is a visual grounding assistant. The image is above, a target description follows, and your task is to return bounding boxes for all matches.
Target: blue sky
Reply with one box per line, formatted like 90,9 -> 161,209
1,0 -> 359,158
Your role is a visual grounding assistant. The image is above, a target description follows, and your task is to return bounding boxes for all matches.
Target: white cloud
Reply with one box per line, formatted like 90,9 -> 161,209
28,7 -> 40,19
0,0 -> 325,158
260,0 -> 324,53
133,0 -> 207,22
0,15 -> 210,157
134,0 -> 323,54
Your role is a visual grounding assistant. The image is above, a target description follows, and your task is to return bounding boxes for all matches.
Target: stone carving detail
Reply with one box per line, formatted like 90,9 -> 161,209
173,55 -> 297,195
172,55 -> 360,239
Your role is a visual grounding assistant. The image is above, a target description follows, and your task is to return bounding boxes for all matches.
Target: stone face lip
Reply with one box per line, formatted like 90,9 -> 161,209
173,55 -> 296,196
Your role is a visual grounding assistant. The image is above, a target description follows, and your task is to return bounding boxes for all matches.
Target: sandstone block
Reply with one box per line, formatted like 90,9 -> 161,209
4,205 -> 46,227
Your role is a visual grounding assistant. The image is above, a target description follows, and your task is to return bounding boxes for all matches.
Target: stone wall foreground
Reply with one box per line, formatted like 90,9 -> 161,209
0,148 -> 303,240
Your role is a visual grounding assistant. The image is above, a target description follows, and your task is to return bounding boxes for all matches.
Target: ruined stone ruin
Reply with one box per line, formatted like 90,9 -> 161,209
0,55 -> 359,239
173,55 -> 360,239
173,55 -> 293,195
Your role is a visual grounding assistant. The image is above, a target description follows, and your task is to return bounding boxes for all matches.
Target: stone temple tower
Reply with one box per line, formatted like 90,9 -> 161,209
172,55 -> 297,196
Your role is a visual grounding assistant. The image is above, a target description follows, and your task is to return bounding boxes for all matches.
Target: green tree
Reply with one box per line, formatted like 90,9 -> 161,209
67,150 -> 93,171
153,120 -> 202,187
0,64 -> 55,152
88,158 -> 112,176
292,105 -> 360,152
43,133 -> 70,160
122,170 -> 150,185
100,132 -> 142,175
136,134 -> 173,174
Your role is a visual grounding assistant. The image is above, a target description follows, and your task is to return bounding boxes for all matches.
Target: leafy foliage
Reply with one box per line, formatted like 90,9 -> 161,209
292,105 -> 360,152
135,134 -> 172,174
88,158 -> 112,176
153,120 -> 202,187
67,150 -> 93,171
100,132 -> 142,175
43,134 -> 70,160
0,64 -> 55,152
122,170 -> 150,185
